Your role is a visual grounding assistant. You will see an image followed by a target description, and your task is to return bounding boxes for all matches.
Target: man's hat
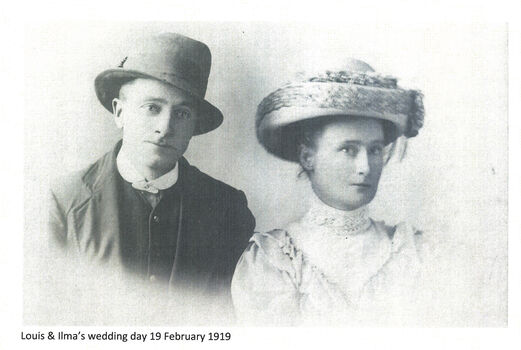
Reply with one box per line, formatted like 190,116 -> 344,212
95,33 -> 223,135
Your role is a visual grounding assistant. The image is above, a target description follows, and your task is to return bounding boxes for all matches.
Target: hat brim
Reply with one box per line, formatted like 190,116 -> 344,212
257,107 -> 407,162
95,69 -> 223,136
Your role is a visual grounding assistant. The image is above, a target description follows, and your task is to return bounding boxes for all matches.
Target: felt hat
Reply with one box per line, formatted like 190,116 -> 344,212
255,59 -> 424,161
95,32 -> 223,135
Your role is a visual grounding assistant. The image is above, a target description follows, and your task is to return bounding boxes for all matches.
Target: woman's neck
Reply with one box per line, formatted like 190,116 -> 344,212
304,194 -> 371,235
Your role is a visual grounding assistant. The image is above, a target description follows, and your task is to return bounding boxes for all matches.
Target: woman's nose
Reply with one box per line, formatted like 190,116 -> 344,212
355,148 -> 370,175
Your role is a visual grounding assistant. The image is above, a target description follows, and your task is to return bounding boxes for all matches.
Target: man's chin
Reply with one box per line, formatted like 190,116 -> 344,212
142,155 -> 179,173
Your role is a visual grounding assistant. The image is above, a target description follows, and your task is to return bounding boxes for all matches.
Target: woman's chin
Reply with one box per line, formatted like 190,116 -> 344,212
333,195 -> 375,211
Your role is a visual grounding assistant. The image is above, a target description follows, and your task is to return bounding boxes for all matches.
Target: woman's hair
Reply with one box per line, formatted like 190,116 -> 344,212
283,115 -> 403,177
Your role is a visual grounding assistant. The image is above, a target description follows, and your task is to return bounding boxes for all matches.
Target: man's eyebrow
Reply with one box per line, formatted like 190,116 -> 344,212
369,139 -> 385,145
141,97 -> 196,107
141,97 -> 169,104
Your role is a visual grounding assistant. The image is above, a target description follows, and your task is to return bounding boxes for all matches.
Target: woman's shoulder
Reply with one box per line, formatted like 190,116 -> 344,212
372,220 -> 433,259
244,229 -> 302,273
371,219 -> 421,236
371,220 -> 422,240
232,229 -> 303,325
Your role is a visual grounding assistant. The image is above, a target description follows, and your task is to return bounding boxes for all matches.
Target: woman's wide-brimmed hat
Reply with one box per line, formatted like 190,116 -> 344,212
255,59 -> 424,161
95,33 -> 223,135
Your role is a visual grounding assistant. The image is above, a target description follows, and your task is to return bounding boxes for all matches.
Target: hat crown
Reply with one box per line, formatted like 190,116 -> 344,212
119,33 -> 212,97
342,58 -> 375,73
297,58 -> 375,80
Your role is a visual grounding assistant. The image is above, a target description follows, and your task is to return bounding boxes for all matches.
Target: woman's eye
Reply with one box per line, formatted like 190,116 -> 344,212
341,146 -> 358,156
142,104 -> 161,114
174,109 -> 192,120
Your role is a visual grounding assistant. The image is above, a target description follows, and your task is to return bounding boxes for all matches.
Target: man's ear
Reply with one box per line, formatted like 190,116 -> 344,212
112,98 -> 124,129
298,144 -> 315,172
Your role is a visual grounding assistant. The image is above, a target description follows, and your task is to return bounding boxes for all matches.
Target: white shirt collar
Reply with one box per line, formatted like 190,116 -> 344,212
116,147 -> 178,193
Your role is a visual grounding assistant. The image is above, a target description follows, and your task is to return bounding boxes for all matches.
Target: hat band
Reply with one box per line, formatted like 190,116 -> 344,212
134,69 -> 206,98
257,83 -> 414,122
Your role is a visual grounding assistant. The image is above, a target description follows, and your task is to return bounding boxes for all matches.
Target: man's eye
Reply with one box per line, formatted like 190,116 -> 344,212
142,104 -> 161,114
341,146 -> 358,156
174,109 -> 192,120
370,145 -> 383,156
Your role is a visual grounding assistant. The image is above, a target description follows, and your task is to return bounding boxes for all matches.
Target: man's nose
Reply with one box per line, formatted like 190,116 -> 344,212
154,112 -> 174,135
354,148 -> 370,175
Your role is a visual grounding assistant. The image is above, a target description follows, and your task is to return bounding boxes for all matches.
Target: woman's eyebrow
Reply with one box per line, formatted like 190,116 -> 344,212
338,139 -> 384,146
339,140 -> 362,145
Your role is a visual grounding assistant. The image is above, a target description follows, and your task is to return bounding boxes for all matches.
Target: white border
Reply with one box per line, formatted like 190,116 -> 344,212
2,1 -> 521,349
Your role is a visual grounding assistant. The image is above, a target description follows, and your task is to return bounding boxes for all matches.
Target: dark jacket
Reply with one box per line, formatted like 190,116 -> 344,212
48,142 -> 255,310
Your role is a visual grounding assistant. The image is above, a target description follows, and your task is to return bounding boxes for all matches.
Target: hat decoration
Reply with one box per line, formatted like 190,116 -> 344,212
255,60 -> 425,161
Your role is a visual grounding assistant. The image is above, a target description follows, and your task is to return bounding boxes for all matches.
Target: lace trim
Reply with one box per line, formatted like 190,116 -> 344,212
303,199 -> 371,236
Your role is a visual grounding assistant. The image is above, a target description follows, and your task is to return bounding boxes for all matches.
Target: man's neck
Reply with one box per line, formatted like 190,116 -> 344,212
141,166 -> 175,181
118,144 -> 178,181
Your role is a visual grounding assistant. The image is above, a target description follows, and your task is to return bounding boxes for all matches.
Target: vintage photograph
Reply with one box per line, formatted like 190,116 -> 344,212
23,22 -> 507,326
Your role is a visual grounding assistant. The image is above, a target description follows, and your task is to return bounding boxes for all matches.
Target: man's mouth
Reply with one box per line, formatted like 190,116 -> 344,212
146,141 -> 174,149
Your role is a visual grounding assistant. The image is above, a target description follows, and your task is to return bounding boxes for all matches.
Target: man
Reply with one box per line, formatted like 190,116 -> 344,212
48,33 -> 255,312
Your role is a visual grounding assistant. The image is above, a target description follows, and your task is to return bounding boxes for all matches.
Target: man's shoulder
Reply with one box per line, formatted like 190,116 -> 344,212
181,159 -> 245,198
50,148 -> 117,212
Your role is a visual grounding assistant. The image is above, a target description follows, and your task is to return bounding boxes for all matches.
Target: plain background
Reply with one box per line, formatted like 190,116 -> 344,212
0,0 -> 517,346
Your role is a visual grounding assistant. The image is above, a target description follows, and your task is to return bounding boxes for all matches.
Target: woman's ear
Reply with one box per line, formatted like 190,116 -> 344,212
298,144 -> 315,172
112,98 -> 124,129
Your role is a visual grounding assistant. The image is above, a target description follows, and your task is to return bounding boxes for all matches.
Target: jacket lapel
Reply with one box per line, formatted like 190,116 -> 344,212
169,158 -> 217,294
72,143 -> 122,263
73,147 -> 219,293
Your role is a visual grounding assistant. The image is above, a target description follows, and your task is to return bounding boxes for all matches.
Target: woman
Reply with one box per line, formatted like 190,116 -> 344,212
232,59 -> 428,325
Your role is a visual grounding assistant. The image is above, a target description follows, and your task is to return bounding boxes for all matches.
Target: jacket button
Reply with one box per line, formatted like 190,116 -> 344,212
153,215 -> 160,223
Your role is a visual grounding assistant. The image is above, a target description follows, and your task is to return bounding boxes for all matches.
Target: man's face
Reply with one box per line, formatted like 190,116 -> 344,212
113,78 -> 197,175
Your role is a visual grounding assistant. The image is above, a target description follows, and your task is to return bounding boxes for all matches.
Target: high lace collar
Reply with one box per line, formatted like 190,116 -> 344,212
302,195 -> 371,236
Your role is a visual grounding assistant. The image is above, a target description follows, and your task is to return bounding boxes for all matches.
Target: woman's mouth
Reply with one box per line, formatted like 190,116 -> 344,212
351,183 -> 371,188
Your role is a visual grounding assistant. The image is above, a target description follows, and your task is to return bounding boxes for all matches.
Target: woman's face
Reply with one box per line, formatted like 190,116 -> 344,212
302,117 -> 385,211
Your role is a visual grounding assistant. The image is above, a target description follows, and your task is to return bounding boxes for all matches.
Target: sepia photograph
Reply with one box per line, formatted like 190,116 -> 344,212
21,21 -> 509,330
